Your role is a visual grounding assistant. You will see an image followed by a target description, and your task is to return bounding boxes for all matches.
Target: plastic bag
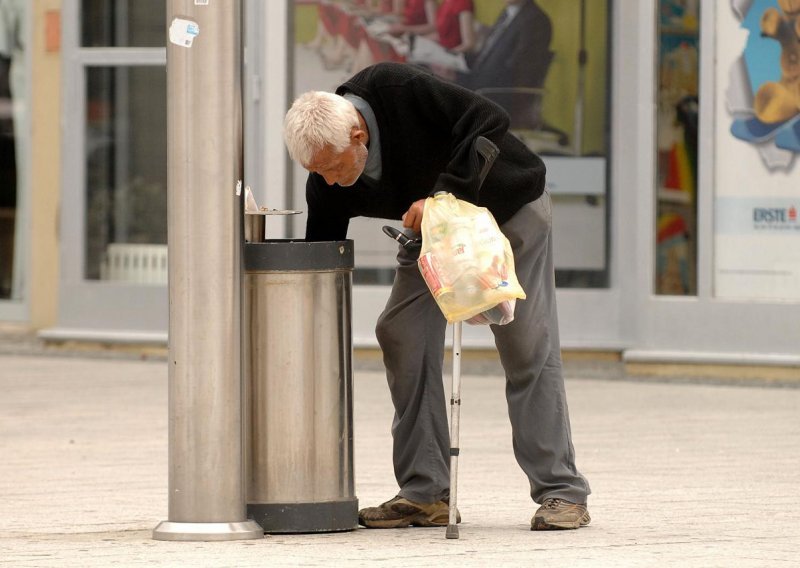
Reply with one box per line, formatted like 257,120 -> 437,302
418,193 -> 526,325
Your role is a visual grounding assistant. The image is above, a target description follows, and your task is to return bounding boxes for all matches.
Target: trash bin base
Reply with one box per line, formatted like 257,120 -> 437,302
152,520 -> 264,541
248,499 -> 359,533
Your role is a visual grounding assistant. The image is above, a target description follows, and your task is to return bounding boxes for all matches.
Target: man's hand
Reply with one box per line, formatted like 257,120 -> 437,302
402,199 -> 427,234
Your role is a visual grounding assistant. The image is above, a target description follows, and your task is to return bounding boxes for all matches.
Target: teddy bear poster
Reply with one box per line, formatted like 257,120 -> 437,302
729,0 -> 800,168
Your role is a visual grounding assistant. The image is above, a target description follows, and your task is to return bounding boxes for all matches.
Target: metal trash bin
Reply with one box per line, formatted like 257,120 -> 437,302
243,217 -> 357,533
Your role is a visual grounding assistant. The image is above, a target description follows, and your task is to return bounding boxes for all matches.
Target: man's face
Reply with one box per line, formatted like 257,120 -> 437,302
305,138 -> 368,187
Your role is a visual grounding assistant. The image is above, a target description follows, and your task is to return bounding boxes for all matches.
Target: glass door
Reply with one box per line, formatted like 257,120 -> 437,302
52,0 -> 168,338
0,0 -> 29,321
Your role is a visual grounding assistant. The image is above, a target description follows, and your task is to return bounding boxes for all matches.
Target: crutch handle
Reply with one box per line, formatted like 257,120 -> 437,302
474,136 -> 499,187
382,225 -> 422,250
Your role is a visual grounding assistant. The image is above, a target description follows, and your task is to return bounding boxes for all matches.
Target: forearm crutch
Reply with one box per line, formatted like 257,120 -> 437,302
445,319 -> 463,539
381,137 -> 499,540
446,136 -> 499,540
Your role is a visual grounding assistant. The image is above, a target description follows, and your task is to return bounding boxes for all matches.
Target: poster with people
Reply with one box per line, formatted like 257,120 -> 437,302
292,0 -> 611,286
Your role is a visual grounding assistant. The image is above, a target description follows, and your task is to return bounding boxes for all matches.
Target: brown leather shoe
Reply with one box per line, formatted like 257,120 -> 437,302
531,498 -> 591,530
358,496 -> 460,529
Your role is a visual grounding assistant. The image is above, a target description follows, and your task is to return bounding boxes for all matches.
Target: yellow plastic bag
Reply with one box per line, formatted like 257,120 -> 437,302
418,193 -> 526,324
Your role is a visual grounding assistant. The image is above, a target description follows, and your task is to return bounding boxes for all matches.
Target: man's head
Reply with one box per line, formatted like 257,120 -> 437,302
284,91 -> 369,187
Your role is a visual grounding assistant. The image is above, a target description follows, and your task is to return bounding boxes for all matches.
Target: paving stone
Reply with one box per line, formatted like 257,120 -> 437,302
0,354 -> 798,567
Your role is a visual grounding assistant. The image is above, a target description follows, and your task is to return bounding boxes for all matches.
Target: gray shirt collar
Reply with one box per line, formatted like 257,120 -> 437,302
344,93 -> 382,182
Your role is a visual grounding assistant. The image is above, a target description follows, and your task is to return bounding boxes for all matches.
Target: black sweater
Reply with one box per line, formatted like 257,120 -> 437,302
305,62 -> 545,241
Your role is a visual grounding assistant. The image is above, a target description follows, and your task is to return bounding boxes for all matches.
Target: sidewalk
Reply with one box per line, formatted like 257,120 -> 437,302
1,352 -> 798,567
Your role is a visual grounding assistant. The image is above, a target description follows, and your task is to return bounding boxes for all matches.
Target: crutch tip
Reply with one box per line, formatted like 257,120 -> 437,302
446,524 -> 460,539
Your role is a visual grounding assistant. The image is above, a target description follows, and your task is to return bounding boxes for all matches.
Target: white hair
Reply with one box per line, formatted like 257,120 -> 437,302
284,91 -> 359,165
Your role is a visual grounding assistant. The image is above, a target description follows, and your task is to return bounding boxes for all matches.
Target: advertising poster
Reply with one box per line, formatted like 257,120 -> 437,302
291,0 -> 610,285
655,0 -> 699,295
716,0 -> 800,300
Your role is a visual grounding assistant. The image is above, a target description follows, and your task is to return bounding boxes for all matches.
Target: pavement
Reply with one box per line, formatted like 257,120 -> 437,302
1,348 -> 799,567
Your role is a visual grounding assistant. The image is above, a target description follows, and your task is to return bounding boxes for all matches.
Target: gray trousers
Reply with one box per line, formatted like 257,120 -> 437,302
375,191 -> 591,505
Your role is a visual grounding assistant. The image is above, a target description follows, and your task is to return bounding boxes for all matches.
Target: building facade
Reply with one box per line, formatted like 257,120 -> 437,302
2,0 -> 798,368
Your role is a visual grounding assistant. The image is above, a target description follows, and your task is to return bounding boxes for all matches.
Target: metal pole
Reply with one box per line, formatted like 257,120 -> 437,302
153,0 -> 262,541
446,321 -> 463,540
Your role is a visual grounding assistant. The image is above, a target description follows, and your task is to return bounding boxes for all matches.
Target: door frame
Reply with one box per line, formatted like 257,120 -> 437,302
45,0 -> 168,342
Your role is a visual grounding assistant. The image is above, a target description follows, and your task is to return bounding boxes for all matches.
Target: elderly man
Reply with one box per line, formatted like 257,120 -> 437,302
283,62 -> 590,531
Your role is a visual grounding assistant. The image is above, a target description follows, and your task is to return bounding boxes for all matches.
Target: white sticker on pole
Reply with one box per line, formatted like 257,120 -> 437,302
195,0 -> 209,4
169,18 -> 200,48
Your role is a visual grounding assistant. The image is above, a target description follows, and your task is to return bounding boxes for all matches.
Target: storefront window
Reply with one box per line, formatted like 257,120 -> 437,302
655,0 -> 699,295
0,0 -> 26,301
81,0 -> 165,48
85,66 -> 167,282
290,0 -> 611,288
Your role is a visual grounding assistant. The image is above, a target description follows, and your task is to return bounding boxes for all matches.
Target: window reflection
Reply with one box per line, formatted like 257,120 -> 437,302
85,66 -> 167,283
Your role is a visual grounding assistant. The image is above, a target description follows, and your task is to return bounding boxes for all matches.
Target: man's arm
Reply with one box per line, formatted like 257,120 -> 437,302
305,174 -> 350,241
408,72 -> 509,204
